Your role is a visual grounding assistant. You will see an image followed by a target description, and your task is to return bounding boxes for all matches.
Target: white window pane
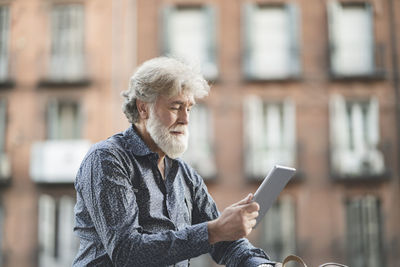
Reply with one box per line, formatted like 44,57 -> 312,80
48,101 -> 81,140
170,9 -> 207,63
38,195 -> 57,267
330,95 -> 384,176
50,4 -> 85,81
346,196 -> 383,267
58,197 -> 79,266
0,6 -> 10,81
249,6 -> 290,78
166,7 -> 217,79
244,96 -> 296,178
260,196 -> 296,260
330,3 -> 373,75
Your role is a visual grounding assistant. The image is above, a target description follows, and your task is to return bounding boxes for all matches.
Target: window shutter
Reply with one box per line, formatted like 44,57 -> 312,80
58,196 -> 78,266
70,5 -> 84,80
0,6 -> 10,81
50,5 -> 84,81
161,6 -> 173,56
367,97 -> 379,148
286,4 -> 301,76
266,104 -> 281,150
327,0 -> 341,75
330,94 -> 349,150
242,3 -> 255,79
38,195 -> 57,267
47,100 -> 59,140
244,95 -> 263,177
351,103 -> 365,155
366,3 -> 375,73
364,196 -> 381,266
50,6 -> 61,79
283,99 -> 296,166
280,195 -> 296,258
330,94 -> 352,175
346,199 -> 362,266
60,102 -> 79,139
204,6 -> 218,80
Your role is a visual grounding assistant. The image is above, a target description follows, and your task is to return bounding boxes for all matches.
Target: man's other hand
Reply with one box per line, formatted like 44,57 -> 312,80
208,193 -> 259,244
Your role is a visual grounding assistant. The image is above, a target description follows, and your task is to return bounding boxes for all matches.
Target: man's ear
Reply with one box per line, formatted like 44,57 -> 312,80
136,99 -> 149,120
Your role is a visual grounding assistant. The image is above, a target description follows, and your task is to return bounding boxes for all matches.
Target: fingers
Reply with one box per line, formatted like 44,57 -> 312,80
234,193 -> 254,206
242,201 -> 260,213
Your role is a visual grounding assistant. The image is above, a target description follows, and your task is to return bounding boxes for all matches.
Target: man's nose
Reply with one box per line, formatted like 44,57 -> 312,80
178,109 -> 189,125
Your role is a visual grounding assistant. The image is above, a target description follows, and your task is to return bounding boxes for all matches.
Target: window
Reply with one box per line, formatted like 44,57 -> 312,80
0,5 -> 10,82
38,195 -> 78,267
50,4 -> 85,81
327,1 -> 375,77
47,100 -> 81,140
30,100 -> 88,183
244,96 -> 296,179
259,195 -> 296,260
183,103 -> 216,179
243,3 -> 300,80
330,95 -> 384,177
346,196 -> 384,267
161,5 -> 218,80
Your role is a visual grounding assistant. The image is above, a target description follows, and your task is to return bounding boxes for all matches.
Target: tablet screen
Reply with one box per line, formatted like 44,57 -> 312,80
253,165 -> 296,227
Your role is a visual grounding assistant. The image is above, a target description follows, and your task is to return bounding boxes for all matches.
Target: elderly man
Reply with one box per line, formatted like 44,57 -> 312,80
73,57 -> 277,266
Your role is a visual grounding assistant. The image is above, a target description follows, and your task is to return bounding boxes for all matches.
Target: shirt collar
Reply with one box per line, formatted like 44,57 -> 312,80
123,125 -> 155,156
123,125 -> 180,166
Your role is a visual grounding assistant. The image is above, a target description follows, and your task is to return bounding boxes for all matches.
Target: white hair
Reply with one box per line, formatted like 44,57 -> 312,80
122,57 -> 210,124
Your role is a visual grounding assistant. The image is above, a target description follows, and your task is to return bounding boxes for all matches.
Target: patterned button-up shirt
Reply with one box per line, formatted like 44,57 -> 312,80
73,126 -> 275,266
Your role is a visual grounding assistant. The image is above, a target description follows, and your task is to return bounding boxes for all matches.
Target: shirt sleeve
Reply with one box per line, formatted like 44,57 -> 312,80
75,149 -> 212,266
188,167 -> 277,267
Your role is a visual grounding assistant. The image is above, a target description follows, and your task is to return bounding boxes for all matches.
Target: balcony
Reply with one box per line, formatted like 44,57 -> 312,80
30,140 -> 91,183
330,142 -> 391,180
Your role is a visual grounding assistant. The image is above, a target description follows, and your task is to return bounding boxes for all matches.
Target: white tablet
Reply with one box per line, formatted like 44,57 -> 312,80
253,165 -> 296,227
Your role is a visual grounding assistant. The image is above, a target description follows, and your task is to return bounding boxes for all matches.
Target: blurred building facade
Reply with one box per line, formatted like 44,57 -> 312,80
0,0 -> 399,267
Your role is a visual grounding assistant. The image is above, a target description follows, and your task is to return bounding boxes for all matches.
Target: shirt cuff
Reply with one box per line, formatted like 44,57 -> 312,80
243,256 -> 277,267
191,222 -> 212,252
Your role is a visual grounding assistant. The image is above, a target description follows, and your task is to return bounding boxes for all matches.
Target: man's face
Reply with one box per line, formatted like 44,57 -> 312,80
145,92 -> 195,159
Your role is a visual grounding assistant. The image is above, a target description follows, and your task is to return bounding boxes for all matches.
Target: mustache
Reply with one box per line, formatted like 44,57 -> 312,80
169,125 -> 188,134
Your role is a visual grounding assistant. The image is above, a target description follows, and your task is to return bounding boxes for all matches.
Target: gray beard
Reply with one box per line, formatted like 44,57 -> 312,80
146,109 -> 189,159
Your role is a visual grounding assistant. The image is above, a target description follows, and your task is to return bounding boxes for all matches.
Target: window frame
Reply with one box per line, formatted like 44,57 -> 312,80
47,3 -> 87,83
345,195 -> 384,267
329,94 -> 386,179
244,96 -> 296,180
160,4 -> 218,81
327,1 -> 384,79
242,2 -> 301,81
38,194 -> 78,267
258,195 -> 296,260
47,99 -> 83,140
